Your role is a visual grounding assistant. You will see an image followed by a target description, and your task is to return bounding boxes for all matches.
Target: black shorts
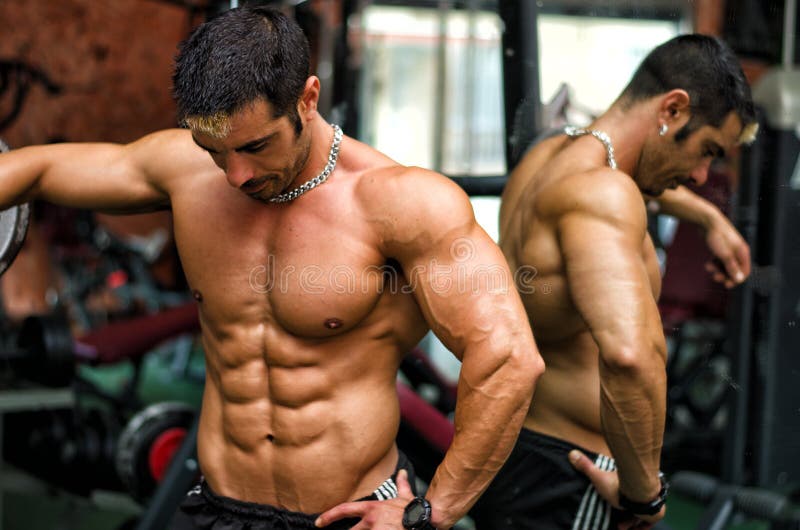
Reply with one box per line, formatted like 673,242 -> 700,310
170,452 -> 417,530
470,429 -> 624,530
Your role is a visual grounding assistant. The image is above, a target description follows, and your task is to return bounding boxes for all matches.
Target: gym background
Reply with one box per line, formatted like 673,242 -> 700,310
0,0 -> 798,529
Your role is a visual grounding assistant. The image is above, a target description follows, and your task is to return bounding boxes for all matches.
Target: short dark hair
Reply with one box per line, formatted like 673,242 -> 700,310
172,6 -> 310,136
619,34 -> 756,142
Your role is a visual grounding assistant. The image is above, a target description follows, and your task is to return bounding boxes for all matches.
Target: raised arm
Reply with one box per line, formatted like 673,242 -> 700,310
0,129 -> 203,213
558,172 -> 667,521
372,169 -> 543,527
652,185 -> 750,287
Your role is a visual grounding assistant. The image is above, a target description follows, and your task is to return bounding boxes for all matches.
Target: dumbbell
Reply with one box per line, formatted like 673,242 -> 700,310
671,471 -> 800,528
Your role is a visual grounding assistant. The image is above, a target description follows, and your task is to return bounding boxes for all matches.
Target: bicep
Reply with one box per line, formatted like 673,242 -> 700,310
402,220 -> 528,362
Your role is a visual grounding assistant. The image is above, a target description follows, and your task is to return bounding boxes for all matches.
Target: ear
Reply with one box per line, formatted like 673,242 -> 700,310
658,89 -> 691,127
297,76 -> 320,122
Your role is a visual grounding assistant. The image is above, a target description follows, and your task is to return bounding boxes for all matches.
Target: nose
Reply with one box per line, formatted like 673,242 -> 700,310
223,153 -> 255,189
689,158 -> 712,186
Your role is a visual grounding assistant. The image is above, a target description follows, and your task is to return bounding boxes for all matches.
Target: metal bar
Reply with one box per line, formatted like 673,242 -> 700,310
694,492 -> 737,530
135,416 -> 200,530
448,175 -> 506,196
465,0 -> 478,175
784,0 -> 797,68
432,1 -> 450,172
498,0 -> 542,169
721,113 -> 764,486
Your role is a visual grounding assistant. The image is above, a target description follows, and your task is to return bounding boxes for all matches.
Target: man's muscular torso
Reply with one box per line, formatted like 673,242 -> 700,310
500,135 -> 662,456
167,135 -> 428,512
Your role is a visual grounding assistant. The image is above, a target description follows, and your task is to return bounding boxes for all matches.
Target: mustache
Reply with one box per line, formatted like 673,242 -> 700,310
241,174 -> 281,193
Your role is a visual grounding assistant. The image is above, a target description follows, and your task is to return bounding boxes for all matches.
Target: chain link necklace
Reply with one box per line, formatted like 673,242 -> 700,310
269,124 -> 343,203
564,125 -> 617,170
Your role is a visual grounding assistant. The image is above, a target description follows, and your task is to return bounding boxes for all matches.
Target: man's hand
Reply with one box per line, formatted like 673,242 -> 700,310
569,450 -> 664,530
702,212 -> 751,288
316,469 -> 423,529
650,185 -> 751,288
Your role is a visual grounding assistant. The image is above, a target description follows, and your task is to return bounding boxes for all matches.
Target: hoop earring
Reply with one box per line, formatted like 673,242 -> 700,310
659,123 -> 669,137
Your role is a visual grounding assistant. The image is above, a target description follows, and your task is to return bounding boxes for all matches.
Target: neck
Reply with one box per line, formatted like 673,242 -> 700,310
586,103 -> 653,177
290,118 -> 337,190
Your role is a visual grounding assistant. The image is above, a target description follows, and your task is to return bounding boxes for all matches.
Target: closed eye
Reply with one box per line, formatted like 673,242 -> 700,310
240,142 -> 268,154
236,132 -> 278,154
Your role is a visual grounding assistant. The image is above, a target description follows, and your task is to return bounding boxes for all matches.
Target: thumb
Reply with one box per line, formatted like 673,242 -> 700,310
396,468 -> 414,498
569,450 -> 594,475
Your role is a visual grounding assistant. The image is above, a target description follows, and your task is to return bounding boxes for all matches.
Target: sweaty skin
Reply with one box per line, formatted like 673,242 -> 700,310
499,102 -> 745,520
0,96 -> 541,528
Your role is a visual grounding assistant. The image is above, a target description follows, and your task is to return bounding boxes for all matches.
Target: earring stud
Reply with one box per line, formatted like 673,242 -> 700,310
659,123 -> 669,136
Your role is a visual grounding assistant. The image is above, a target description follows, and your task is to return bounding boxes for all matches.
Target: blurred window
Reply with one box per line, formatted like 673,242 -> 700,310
539,14 -> 683,118
358,5 -> 506,177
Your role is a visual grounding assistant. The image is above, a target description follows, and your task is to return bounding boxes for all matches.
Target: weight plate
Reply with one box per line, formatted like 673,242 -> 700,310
0,139 -> 31,276
115,402 -> 196,501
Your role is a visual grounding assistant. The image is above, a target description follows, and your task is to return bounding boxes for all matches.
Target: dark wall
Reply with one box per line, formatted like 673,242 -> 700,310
0,1 -> 206,321
0,0 -> 205,146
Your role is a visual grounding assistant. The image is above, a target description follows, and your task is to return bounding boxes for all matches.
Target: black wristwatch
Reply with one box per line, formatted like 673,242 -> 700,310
402,497 -> 434,529
618,472 -> 669,516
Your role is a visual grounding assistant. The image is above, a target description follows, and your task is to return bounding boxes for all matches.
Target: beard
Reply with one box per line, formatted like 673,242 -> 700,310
249,129 -> 312,204
285,132 -> 312,192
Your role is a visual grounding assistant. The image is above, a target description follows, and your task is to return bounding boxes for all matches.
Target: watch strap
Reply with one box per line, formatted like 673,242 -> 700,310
618,472 -> 669,516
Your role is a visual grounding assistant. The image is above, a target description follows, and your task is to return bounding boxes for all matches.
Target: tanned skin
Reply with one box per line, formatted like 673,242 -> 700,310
0,77 -> 543,529
500,89 -> 749,528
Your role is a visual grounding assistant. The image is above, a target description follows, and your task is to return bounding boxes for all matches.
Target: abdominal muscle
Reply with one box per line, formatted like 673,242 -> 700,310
195,325 -> 403,514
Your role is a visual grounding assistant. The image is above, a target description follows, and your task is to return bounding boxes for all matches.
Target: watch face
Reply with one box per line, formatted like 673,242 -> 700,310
403,497 -> 431,529
407,502 -> 425,521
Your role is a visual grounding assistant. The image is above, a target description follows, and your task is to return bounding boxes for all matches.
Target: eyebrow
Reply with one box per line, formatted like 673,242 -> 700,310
191,132 -> 279,154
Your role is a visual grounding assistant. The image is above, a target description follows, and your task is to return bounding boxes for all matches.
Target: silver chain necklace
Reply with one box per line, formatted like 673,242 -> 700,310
564,125 -> 617,170
269,124 -> 343,203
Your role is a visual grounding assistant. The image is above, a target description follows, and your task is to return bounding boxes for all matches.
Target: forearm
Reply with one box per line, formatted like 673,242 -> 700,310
650,186 -> 717,228
0,146 -> 52,208
599,345 -> 667,501
425,337 -> 541,527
